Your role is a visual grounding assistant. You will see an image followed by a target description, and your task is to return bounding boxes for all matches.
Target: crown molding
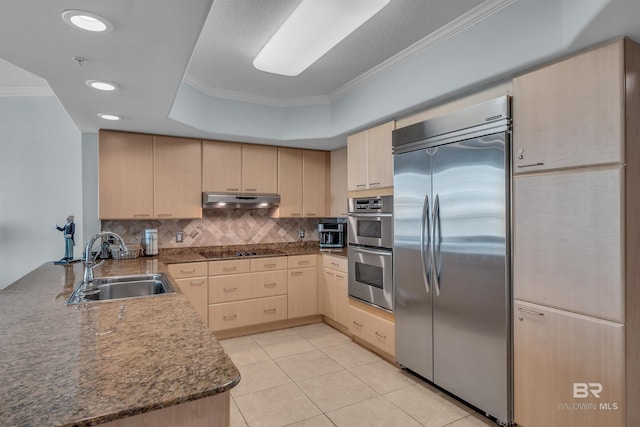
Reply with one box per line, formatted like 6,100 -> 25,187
0,86 -> 54,97
183,74 -> 330,108
329,0 -> 517,101
184,0 -> 516,108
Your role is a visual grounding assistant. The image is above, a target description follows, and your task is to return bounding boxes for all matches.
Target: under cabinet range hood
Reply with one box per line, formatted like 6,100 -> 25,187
202,192 -> 280,209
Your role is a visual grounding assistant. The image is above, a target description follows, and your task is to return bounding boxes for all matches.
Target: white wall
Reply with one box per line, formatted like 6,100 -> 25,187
0,96 -> 82,289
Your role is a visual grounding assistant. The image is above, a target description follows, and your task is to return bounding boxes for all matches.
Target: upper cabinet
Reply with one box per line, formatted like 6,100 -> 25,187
347,121 -> 395,192
275,148 -> 327,218
99,131 -> 202,220
513,40 -> 624,173
242,144 -> 278,193
99,130 -> 154,219
153,136 -> 202,219
202,140 -> 242,192
330,148 -> 348,217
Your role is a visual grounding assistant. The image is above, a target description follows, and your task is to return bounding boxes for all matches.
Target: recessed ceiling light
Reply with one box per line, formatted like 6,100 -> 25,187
253,0 -> 390,76
97,113 -> 121,121
62,10 -> 113,33
86,80 -> 119,91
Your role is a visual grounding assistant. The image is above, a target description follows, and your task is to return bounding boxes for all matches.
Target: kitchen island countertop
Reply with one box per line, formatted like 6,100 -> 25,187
0,258 -> 240,427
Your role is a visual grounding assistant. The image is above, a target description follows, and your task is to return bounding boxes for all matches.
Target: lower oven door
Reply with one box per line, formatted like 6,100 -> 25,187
348,245 -> 393,312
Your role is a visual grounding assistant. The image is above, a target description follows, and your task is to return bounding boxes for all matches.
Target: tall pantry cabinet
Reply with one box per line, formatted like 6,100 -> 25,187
512,38 -> 640,427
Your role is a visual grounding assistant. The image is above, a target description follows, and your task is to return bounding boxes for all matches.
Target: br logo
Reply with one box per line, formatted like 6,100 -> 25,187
573,383 -> 603,398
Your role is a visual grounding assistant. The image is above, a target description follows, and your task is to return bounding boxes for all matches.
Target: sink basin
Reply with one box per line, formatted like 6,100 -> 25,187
67,273 -> 175,304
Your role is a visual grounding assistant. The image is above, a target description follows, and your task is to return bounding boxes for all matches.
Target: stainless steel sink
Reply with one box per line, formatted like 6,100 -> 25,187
67,273 -> 175,304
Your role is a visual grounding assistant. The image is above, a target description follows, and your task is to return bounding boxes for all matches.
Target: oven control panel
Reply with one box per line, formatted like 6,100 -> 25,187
349,195 -> 393,214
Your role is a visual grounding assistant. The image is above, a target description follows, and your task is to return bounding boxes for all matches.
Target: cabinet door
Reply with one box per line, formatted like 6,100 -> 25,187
98,130 -> 154,219
330,148 -> 348,217
242,144 -> 278,193
347,130 -> 368,191
367,121 -> 395,189
513,166 -> 624,322
277,148 -> 303,217
319,269 -> 336,319
513,40 -> 624,173
154,136 -> 202,219
514,301 -> 624,427
302,150 -> 327,217
334,270 -> 349,327
287,267 -> 317,318
202,140 -> 242,192
175,277 -> 208,324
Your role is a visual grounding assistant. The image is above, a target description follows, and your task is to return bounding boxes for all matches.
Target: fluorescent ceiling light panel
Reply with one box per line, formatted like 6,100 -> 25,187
253,0 -> 390,76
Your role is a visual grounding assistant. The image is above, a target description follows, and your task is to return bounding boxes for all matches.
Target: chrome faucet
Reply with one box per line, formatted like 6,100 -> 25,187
82,232 -> 127,287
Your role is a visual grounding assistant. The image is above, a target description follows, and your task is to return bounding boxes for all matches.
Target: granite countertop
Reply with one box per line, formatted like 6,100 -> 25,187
0,241 -> 345,427
0,257 -> 239,427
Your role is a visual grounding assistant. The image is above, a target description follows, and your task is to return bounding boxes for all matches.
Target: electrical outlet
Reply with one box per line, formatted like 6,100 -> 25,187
176,232 -> 184,243
298,229 -> 305,239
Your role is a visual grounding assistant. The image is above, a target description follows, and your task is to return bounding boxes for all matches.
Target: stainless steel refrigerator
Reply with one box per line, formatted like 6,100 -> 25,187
393,96 -> 512,426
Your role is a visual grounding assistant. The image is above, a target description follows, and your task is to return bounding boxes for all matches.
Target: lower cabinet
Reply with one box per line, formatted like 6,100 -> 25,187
288,266 -> 317,318
348,302 -> 395,356
168,262 -> 208,324
319,255 -> 349,328
514,300 -> 625,427
209,295 -> 288,331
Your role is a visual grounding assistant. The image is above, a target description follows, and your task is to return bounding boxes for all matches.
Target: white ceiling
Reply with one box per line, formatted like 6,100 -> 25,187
2,0 -> 640,150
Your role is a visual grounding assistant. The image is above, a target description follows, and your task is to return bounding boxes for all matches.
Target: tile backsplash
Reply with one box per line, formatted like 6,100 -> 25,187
102,209 -> 321,249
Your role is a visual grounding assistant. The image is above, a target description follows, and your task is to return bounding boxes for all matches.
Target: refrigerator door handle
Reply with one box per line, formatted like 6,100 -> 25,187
420,194 -> 431,293
432,194 -> 441,296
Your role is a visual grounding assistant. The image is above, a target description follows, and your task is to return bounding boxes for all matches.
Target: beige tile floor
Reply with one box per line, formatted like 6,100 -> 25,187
220,323 -> 499,427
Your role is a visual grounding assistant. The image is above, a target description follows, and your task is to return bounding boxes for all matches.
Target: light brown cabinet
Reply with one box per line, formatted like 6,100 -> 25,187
242,144 -> 278,193
169,262 -> 208,324
98,130 -> 202,219
287,255 -> 317,319
347,121 -> 395,192
329,148 -> 348,217
202,140 -> 242,192
275,148 -> 327,217
98,130 -> 154,219
348,301 -> 395,357
513,38 -> 640,427
513,40 -> 624,173
153,136 -> 202,219
514,301 -> 624,427
319,255 -> 349,327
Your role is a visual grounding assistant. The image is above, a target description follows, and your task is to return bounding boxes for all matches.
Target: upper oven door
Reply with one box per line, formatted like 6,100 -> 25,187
348,213 -> 393,248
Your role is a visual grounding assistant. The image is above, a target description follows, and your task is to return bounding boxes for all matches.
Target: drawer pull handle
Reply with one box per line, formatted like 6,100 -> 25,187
223,314 -> 237,321
336,274 -> 345,279
190,280 -> 205,286
223,287 -> 237,293
517,307 -> 545,321
264,308 -> 277,314
181,268 -> 196,274
298,260 -> 309,265
517,162 -> 544,168
134,213 -> 151,217
223,267 -> 237,272
264,282 -> 277,288
226,188 -> 240,191
306,213 -> 316,216
245,188 -> 257,192
375,331 -> 387,340
356,184 -> 366,188
369,182 -> 380,186
264,263 -> 277,268
291,213 -> 302,217
330,262 -> 339,266
157,213 -> 172,217
291,272 -> 303,276
352,321 -> 363,327
326,271 -> 334,276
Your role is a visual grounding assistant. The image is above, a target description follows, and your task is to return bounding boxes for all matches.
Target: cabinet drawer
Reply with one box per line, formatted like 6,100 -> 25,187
349,305 -> 395,356
348,305 -> 369,339
168,262 -> 208,279
322,255 -> 347,272
250,256 -> 287,272
209,259 -> 251,276
287,254 -> 317,269
208,295 -> 287,331
208,270 -> 288,303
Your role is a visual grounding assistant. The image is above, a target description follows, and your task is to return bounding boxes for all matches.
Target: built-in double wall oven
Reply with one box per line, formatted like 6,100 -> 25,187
347,195 -> 393,312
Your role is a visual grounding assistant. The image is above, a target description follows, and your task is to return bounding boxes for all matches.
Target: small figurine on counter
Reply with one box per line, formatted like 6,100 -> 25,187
55,215 -> 76,263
